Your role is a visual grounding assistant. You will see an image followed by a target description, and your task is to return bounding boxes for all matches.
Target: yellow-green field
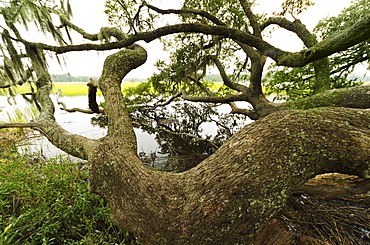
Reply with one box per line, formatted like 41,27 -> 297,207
1,81 -> 225,96
1,82 -> 143,96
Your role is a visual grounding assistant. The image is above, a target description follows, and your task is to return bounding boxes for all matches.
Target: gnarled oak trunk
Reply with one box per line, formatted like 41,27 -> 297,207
8,44 -> 367,244
89,106 -> 370,244
84,44 -> 370,244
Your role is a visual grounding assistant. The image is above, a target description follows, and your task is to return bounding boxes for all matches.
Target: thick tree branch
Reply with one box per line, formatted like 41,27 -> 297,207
18,23 -> 286,61
238,0 -> 261,37
229,103 -> 259,120
90,107 -> 370,244
56,11 -> 128,42
0,122 -> 39,128
58,14 -> 99,41
0,119 -> 93,160
97,44 -> 147,152
187,76 -> 259,119
211,56 -> 248,93
57,101 -> 104,114
284,85 -> 370,110
261,17 -> 332,93
26,58 -> 96,159
15,15 -> 370,67
261,18 -> 316,46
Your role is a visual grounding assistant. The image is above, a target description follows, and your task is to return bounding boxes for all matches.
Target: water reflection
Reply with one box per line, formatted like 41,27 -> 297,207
1,95 -> 253,170
1,95 -> 157,159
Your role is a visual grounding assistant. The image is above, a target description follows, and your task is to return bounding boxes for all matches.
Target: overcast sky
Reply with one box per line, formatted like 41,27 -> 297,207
46,0 -> 357,78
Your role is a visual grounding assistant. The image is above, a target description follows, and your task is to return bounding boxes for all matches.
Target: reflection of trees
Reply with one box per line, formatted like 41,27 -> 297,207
127,101 -> 248,170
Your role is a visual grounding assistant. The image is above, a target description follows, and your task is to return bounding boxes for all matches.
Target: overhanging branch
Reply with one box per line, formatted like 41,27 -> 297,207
10,14 -> 370,67
58,101 -> 104,114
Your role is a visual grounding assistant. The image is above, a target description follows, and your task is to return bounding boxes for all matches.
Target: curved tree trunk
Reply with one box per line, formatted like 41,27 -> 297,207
1,5 -> 370,244
5,42 -> 368,244
89,106 -> 370,244
85,45 -> 370,244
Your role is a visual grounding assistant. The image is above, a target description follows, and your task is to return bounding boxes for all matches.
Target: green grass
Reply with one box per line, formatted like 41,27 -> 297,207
3,106 -> 38,123
0,141 -> 139,245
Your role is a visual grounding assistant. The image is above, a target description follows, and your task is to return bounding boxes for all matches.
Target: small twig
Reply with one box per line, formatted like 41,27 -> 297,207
140,92 -> 182,111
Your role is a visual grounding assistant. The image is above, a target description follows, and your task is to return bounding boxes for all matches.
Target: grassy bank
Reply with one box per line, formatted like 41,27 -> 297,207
0,131 -> 139,244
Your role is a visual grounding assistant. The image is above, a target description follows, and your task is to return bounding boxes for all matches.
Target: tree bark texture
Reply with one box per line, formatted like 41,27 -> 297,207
14,44 -> 369,244
85,45 -> 370,244
89,107 -> 370,244
2,5 -> 370,243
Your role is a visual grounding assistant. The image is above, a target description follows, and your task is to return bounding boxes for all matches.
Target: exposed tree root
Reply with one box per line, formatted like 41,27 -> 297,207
255,173 -> 370,245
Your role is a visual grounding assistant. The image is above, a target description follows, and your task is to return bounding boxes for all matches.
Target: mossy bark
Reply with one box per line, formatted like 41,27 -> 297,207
86,46 -> 370,243
89,107 -> 370,244
283,85 -> 370,111
25,43 -> 370,244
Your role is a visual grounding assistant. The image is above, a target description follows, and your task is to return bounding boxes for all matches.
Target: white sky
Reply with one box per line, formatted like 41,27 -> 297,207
45,0 -> 357,78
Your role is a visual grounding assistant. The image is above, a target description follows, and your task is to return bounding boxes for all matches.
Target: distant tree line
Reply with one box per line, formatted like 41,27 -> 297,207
50,73 -> 367,84
51,74 -> 97,82
51,74 -> 151,83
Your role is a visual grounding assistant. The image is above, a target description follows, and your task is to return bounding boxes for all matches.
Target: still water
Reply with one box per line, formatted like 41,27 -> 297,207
1,94 -> 253,160
0,95 -> 158,160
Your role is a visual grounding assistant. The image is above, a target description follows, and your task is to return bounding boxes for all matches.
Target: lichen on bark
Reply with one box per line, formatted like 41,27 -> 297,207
284,85 -> 370,110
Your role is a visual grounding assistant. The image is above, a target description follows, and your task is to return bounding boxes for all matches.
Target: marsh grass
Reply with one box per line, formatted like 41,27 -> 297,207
0,135 -> 139,245
4,106 -> 38,123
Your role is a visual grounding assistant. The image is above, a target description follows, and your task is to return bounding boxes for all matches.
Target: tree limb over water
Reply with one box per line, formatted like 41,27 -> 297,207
1,1 -> 370,244
9,12 -> 370,67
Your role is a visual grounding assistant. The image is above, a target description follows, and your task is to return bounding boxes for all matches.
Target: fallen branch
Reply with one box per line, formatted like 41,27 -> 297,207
57,101 -> 104,114
0,122 -> 39,129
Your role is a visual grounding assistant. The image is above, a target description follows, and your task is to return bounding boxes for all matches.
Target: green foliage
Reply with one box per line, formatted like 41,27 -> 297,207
264,63 -> 362,101
123,0 -> 251,99
263,0 -> 370,101
0,147 -> 139,245
315,0 -> 370,39
182,0 -> 247,29
4,106 -> 38,123
315,0 -> 370,75
264,63 -> 314,101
